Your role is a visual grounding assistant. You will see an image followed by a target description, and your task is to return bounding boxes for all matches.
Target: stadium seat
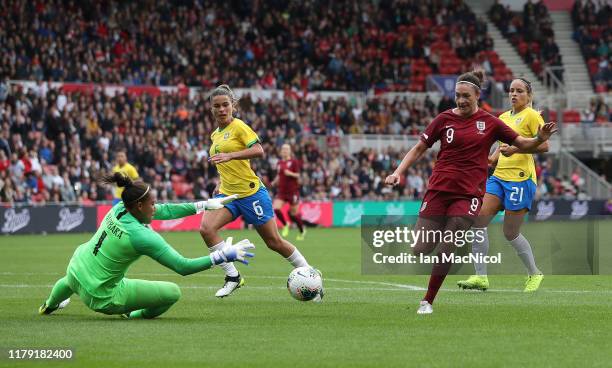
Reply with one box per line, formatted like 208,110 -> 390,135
562,110 -> 581,123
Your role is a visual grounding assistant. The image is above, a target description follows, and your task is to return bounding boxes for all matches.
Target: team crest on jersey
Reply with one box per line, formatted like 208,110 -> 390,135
515,118 -> 523,125
476,121 -> 486,134
223,132 -> 230,140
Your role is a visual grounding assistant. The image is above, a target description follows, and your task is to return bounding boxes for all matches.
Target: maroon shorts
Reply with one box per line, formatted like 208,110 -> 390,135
419,190 -> 482,217
276,191 -> 300,205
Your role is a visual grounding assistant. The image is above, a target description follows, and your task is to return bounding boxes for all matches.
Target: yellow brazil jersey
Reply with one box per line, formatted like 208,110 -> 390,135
210,118 -> 261,198
493,107 -> 544,184
112,162 -> 139,198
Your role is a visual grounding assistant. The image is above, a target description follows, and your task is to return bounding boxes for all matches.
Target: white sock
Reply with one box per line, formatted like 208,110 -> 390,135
510,233 -> 541,276
286,248 -> 309,268
471,227 -> 489,276
210,240 -> 239,277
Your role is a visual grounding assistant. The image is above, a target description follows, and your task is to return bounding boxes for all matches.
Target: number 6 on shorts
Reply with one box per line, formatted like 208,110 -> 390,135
252,200 -> 264,217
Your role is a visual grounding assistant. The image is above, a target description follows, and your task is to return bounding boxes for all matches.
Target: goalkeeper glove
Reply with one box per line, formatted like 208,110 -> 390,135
210,237 -> 256,265
194,194 -> 238,213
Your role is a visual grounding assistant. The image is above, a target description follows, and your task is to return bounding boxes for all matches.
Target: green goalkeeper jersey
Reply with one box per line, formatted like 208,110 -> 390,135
67,201 -> 212,299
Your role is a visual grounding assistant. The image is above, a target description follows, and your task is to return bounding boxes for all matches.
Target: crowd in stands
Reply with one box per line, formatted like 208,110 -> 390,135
0,83 -> 590,205
0,0 -> 507,92
571,0 -> 611,92
489,0 -> 564,83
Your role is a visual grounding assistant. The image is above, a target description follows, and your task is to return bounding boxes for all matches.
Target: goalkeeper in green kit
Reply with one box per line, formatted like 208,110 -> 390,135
39,173 -> 255,319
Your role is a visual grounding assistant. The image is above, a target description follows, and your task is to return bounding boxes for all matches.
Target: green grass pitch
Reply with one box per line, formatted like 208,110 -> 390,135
1,228 -> 611,367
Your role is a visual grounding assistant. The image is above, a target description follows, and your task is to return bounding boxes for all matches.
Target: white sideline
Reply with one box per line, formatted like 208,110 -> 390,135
0,271 -> 611,294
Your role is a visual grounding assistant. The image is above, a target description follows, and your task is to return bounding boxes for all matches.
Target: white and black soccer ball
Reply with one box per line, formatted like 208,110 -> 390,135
287,266 -> 323,301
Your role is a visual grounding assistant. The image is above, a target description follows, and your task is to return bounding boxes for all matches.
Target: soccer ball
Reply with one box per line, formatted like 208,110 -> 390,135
287,266 -> 323,301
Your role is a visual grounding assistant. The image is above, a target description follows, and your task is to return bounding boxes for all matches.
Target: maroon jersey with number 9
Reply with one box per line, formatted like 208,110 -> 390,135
420,109 -> 519,197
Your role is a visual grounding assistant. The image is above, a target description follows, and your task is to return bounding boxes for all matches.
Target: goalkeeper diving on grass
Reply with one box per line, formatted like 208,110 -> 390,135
39,172 -> 254,319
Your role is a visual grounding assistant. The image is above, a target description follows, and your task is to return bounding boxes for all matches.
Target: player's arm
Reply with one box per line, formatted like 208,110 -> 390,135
283,169 -> 299,178
503,121 -> 557,151
386,114 -> 442,186
500,141 -> 549,156
502,112 -> 550,156
153,203 -> 197,220
153,197 -> 238,220
209,143 -> 264,164
489,146 -> 501,167
210,123 -> 263,164
385,140 -> 428,185
132,231 -> 254,276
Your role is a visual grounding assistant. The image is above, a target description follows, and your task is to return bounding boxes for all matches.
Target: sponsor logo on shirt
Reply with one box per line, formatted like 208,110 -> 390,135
1,208 -> 30,233
56,208 -> 85,232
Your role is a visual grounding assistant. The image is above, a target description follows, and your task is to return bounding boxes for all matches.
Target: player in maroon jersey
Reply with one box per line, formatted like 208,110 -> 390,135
385,70 -> 557,314
272,144 -> 307,240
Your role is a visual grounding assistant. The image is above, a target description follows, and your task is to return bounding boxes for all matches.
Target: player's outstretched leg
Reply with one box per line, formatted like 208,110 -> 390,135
113,279 -> 181,319
39,276 -> 73,315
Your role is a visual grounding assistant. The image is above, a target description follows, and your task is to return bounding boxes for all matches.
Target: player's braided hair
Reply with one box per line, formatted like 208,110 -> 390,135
100,172 -> 150,208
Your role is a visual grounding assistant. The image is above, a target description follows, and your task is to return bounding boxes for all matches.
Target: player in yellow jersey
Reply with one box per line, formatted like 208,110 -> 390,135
458,78 -> 548,292
112,150 -> 139,202
199,85 -> 322,299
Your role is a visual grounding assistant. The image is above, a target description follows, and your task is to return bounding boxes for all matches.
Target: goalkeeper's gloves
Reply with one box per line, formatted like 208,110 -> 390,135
194,194 -> 238,213
209,237 -> 256,265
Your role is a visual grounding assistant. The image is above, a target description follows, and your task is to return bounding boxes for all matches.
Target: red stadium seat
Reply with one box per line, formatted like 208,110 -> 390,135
587,58 -> 599,76
562,110 -> 581,123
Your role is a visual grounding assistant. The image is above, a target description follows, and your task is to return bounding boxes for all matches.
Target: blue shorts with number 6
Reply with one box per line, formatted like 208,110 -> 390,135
486,175 -> 536,211
215,186 -> 274,226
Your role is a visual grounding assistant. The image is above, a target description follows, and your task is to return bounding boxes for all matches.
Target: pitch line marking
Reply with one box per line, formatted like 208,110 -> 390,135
1,271 -> 612,294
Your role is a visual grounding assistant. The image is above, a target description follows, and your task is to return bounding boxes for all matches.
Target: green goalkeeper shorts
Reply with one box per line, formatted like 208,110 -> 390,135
66,273 -> 181,315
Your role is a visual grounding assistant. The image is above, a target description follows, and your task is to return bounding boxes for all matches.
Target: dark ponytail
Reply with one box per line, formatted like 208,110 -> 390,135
100,172 -> 150,207
457,70 -> 486,92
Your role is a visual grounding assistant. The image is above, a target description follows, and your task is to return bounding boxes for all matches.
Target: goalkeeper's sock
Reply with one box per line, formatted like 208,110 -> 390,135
286,248 -> 309,268
127,304 -> 173,319
510,233 -> 541,275
210,240 -> 239,277
289,213 -> 305,233
471,227 -> 489,276
46,276 -> 74,308
274,209 -> 287,225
